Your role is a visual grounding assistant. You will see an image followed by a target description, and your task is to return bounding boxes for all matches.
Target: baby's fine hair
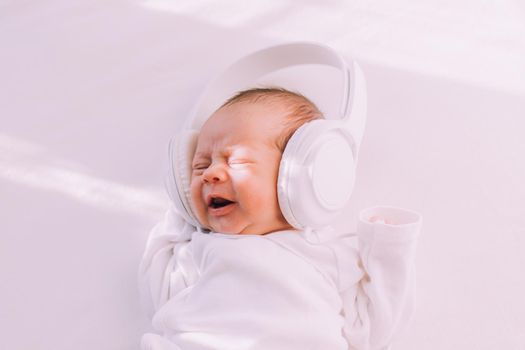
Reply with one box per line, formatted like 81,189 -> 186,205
220,87 -> 324,152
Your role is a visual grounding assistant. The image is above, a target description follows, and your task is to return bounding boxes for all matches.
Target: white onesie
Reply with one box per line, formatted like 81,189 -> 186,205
138,205 -> 422,350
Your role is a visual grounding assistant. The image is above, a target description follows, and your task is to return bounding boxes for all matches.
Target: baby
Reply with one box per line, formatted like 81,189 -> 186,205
138,88 -> 422,350
189,87 -> 319,235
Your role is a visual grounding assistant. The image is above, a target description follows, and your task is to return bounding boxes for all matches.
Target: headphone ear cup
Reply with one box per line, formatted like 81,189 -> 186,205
278,120 -> 356,229
166,130 -> 201,227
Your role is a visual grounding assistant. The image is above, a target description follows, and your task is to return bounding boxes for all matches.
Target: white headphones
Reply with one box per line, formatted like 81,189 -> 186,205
165,42 -> 367,231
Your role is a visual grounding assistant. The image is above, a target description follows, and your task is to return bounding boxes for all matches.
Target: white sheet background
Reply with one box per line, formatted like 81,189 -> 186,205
1,1 -> 524,349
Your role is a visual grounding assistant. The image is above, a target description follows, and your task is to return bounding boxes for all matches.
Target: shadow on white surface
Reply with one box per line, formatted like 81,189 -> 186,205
0,134 -> 166,220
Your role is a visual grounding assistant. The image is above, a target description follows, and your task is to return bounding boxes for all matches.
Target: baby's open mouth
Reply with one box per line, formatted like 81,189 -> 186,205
209,197 -> 235,209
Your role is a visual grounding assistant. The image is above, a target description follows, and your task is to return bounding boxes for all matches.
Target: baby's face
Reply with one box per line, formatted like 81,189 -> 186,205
190,101 -> 293,235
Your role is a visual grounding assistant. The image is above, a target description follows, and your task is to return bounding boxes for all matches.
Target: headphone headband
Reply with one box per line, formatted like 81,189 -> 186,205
185,42 -> 366,151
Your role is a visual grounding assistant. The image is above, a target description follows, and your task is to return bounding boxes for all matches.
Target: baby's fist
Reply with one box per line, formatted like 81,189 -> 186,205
368,215 -> 396,225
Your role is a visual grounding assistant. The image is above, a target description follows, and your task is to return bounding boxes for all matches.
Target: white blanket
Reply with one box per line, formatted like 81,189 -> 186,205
138,206 -> 421,350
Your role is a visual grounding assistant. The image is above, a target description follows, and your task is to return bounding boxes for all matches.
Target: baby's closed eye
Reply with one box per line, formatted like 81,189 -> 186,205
228,159 -> 253,167
192,164 -> 209,171
190,160 -> 253,172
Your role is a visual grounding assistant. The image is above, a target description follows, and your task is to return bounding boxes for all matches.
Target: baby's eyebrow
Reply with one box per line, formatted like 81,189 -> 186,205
193,146 -> 238,160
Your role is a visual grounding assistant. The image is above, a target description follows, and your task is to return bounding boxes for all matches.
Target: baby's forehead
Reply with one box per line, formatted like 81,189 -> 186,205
195,103 -> 286,155
219,99 -> 290,117
205,100 -> 288,130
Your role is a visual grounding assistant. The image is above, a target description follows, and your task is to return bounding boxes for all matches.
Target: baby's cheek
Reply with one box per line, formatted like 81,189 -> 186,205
234,177 -> 262,205
189,178 -> 198,202
252,182 -> 279,208
233,170 -> 277,207
189,179 -> 205,213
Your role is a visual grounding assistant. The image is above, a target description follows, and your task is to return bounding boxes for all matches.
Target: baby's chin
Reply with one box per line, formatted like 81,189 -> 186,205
202,210 -> 293,235
208,221 -> 264,235
207,220 -> 244,235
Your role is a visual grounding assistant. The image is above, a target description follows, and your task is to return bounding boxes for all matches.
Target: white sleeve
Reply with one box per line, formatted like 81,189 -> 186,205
340,206 -> 422,350
137,205 -> 196,320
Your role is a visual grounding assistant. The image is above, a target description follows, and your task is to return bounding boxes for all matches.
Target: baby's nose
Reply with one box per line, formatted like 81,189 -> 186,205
203,165 -> 227,183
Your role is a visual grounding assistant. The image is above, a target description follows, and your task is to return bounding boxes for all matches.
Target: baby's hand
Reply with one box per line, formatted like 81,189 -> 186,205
368,215 -> 397,225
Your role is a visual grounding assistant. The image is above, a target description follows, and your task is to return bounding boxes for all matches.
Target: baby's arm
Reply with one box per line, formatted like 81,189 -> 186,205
341,206 -> 422,350
137,205 -> 195,319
